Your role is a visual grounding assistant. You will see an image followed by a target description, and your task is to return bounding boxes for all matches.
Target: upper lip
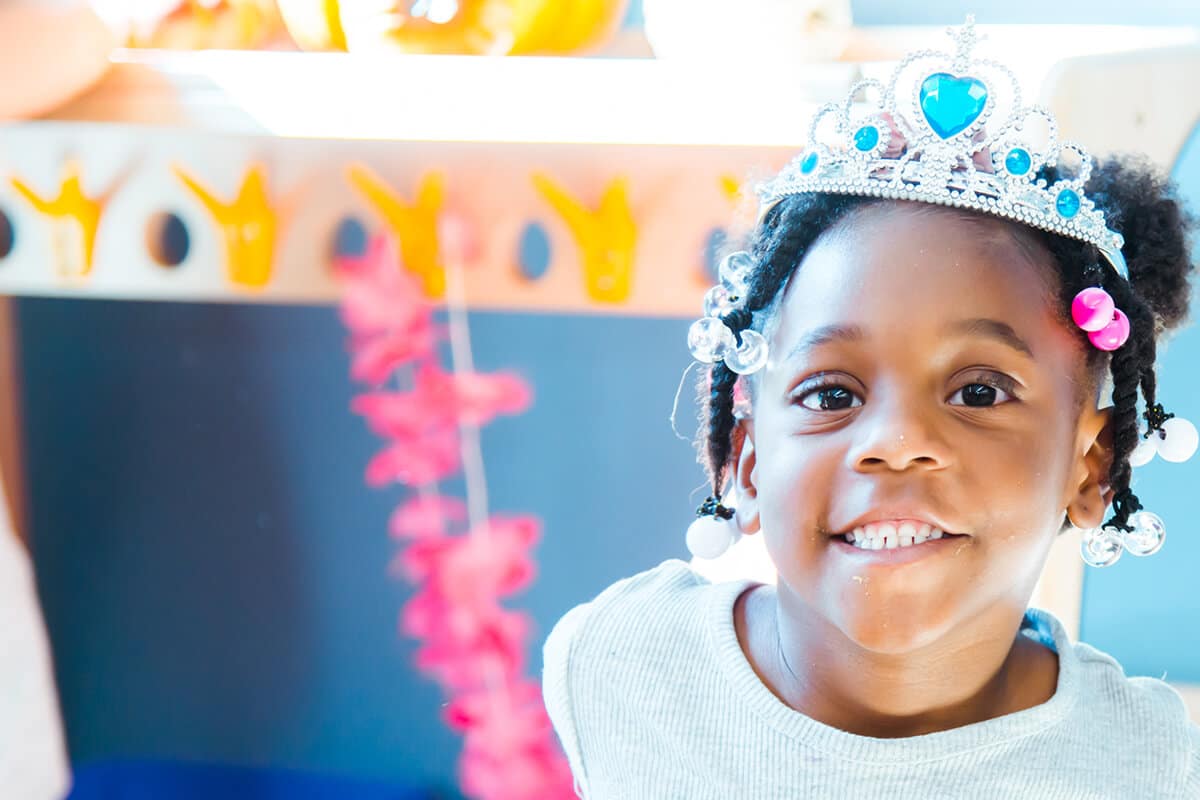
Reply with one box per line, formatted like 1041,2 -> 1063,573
832,509 -> 961,536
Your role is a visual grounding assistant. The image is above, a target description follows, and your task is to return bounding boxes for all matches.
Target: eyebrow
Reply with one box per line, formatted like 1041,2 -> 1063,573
948,318 -> 1035,358
785,324 -> 866,362
784,318 -> 1034,362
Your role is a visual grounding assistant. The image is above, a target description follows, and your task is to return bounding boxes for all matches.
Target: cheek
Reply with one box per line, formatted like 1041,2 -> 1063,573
753,431 -> 842,551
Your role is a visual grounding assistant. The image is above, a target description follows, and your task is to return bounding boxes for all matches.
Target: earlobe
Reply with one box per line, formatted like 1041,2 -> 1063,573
731,419 -> 762,535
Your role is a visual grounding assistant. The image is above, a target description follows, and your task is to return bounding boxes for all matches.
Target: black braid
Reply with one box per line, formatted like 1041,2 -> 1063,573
1099,271 -> 1155,530
702,361 -> 741,502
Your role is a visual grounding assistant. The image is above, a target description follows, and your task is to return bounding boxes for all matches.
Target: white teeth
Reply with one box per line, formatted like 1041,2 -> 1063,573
845,522 -> 949,551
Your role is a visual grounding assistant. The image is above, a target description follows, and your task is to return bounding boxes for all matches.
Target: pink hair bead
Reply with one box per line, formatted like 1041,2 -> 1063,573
1072,287 -> 1115,332
1088,308 -> 1130,351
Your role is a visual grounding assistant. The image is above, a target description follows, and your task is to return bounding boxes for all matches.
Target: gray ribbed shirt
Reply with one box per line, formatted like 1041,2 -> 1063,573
542,559 -> 1200,799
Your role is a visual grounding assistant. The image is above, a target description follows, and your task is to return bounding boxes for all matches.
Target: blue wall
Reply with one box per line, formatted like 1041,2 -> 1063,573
22,302 -> 697,791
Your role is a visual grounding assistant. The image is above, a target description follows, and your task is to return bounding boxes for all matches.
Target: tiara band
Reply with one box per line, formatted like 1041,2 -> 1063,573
756,17 -> 1128,280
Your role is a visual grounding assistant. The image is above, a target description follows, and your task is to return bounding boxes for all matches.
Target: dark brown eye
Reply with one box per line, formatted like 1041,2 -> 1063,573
950,382 -> 1013,407
800,386 -> 862,411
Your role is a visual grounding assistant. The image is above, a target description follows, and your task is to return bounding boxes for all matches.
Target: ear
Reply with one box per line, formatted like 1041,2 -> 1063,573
1065,404 -> 1114,529
730,417 -> 761,535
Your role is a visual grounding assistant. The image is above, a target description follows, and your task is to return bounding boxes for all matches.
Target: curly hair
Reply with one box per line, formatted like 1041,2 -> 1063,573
697,154 -> 1195,533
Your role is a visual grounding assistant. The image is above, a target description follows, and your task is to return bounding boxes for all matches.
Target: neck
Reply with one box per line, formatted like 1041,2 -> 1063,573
738,585 -> 1059,738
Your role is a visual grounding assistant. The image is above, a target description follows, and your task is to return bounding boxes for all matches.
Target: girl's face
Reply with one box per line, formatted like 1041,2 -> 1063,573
734,202 -> 1113,654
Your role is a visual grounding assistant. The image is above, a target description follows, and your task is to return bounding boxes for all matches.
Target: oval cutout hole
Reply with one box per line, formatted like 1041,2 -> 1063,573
0,208 -> 14,261
145,211 -> 190,268
332,216 -> 369,262
517,222 -> 551,281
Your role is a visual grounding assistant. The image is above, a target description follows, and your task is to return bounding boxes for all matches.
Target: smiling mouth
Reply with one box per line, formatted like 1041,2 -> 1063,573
837,521 -> 967,551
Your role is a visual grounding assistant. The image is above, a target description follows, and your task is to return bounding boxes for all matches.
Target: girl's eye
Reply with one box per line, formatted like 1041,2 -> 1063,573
799,385 -> 863,411
948,380 -> 1016,407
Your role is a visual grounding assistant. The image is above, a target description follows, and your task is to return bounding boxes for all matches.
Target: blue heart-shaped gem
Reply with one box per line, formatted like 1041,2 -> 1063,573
919,73 -> 988,139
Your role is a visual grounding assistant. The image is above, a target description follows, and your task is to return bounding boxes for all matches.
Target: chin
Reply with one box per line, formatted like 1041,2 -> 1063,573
830,599 -> 961,655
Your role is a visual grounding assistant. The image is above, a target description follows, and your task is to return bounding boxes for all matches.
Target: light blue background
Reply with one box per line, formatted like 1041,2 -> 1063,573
22,1 -> 1200,795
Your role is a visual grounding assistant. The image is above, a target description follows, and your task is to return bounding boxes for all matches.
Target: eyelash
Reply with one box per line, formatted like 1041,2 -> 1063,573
795,373 -> 1020,411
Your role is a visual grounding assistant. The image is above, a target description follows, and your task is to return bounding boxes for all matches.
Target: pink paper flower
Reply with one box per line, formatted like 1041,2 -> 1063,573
400,515 -> 539,600
355,364 -> 532,436
389,495 -> 467,540
347,325 -> 439,386
340,230 -> 571,800
363,426 -> 461,487
422,364 -> 535,429
412,609 -> 530,689
337,236 -> 431,334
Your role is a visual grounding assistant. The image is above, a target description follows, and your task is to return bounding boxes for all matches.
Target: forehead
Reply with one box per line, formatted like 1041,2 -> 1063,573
767,202 -> 1066,359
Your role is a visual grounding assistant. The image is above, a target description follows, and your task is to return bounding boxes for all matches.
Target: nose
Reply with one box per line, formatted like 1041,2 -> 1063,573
845,385 -> 951,473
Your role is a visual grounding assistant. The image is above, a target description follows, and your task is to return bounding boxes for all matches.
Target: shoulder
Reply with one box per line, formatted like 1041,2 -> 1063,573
540,559 -> 716,794
1188,720 -> 1200,796
1067,636 -> 1198,789
543,558 -> 712,672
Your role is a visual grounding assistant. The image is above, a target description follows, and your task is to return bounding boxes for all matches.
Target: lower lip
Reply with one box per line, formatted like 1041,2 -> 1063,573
829,533 -> 969,565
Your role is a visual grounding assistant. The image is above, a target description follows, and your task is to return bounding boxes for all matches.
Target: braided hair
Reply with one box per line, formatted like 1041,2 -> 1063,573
697,154 -> 1195,533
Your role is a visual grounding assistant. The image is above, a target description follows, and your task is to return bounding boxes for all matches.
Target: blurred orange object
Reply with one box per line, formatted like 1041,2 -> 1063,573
118,0 -> 289,50
276,0 -> 347,51
509,0 -> 629,55
341,0 -> 629,56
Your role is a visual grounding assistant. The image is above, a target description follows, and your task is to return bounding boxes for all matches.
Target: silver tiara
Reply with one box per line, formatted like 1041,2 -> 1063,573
757,17 -> 1128,280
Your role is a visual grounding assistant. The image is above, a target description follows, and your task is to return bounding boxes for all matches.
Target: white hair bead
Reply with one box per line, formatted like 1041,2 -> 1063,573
1156,417 -> 1198,463
1129,435 -> 1158,468
686,515 -> 739,560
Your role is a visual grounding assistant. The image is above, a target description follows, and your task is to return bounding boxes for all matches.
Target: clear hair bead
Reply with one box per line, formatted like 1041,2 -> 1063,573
687,317 -> 736,363
1122,510 -> 1166,557
703,285 -> 739,318
1080,526 -> 1124,568
718,251 -> 753,297
724,329 -> 769,375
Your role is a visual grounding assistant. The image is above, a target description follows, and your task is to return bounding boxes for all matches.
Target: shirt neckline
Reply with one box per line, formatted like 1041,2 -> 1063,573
706,578 -> 1081,764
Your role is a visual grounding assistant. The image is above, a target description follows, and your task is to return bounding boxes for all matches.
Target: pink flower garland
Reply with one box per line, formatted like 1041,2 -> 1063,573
338,236 -> 575,799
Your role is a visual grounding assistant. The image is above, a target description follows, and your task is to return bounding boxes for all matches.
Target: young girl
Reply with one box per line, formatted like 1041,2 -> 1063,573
542,22 -> 1200,799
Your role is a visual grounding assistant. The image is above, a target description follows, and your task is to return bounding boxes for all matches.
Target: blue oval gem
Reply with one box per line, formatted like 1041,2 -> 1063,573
853,125 -> 880,152
800,151 -> 819,174
1056,188 -> 1081,218
1004,147 -> 1031,176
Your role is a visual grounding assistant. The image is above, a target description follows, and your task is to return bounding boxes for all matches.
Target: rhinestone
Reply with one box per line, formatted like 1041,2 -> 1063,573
1056,188 -> 1081,218
854,125 -> 880,152
800,152 -> 819,174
